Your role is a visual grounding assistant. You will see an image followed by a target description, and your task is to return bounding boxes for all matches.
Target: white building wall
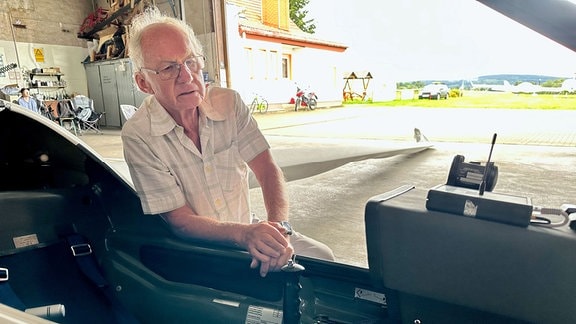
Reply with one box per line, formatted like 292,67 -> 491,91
225,3 -> 344,108
291,47 -> 342,104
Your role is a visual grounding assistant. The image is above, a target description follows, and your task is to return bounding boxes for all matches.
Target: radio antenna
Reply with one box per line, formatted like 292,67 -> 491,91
479,133 -> 497,195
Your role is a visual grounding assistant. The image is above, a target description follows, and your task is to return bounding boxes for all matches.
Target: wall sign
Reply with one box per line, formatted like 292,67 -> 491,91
34,48 -> 44,63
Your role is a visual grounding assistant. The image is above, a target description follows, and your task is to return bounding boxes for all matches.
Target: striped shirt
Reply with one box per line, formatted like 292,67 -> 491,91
121,87 -> 269,224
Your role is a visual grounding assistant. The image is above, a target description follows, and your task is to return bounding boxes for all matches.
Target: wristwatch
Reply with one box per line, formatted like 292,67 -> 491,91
277,221 -> 293,236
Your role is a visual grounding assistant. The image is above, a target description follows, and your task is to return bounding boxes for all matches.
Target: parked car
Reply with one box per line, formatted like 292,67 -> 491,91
419,83 -> 450,99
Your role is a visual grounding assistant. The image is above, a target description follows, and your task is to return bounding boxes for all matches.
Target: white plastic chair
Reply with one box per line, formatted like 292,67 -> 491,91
120,104 -> 138,123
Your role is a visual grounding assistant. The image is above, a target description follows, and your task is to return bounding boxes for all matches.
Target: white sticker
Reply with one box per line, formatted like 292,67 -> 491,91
463,199 -> 478,217
355,288 -> 387,305
245,305 -> 282,324
13,234 -> 39,248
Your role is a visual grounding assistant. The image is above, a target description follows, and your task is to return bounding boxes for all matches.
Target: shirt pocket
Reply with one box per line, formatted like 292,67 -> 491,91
213,140 -> 247,192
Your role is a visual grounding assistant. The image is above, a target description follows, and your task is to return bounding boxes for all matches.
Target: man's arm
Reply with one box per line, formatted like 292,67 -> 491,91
162,203 -> 291,277
162,205 -> 247,245
248,149 -> 289,223
247,149 -> 293,273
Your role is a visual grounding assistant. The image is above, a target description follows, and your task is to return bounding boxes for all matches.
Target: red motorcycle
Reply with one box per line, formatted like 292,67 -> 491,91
294,86 -> 318,111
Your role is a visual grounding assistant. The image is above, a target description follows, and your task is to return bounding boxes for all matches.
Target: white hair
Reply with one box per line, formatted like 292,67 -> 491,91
127,6 -> 204,71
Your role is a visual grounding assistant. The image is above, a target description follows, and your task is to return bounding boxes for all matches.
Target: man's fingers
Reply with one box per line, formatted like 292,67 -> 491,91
244,223 -> 295,277
259,261 -> 270,277
250,257 -> 259,269
248,230 -> 286,258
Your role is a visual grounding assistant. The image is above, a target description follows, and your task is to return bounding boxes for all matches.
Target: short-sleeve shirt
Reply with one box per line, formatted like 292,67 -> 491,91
121,87 -> 270,224
18,97 -> 39,113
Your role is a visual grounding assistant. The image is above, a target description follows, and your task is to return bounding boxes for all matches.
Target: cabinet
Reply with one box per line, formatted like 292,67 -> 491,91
84,58 -> 147,127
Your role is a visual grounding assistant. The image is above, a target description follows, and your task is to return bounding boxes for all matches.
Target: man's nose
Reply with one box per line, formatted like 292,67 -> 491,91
177,63 -> 195,81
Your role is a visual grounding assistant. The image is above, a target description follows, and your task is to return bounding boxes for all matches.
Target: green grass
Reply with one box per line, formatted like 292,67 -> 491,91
346,91 -> 576,109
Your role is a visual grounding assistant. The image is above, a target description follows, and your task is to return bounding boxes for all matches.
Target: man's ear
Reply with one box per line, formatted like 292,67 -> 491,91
135,72 -> 154,94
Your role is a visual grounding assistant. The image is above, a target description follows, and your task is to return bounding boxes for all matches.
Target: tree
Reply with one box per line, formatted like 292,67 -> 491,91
541,78 -> 564,88
290,0 -> 316,34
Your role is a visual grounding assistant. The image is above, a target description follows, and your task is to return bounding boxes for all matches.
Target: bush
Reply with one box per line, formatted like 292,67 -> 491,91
449,88 -> 463,97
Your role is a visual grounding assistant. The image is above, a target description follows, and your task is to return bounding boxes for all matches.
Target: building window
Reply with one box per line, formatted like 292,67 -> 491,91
282,54 -> 291,79
246,48 -> 287,80
269,51 -> 279,80
262,0 -> 289,31
244,47 -> 254,79
254,49 -> 267,79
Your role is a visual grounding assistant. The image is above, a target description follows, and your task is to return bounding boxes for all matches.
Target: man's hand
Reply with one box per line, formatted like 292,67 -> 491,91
246,150 -> 291,276
161,206 -> 293,277
243,222 -> 294,277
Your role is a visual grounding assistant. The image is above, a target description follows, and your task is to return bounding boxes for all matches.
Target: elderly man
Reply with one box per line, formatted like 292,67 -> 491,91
121,7 -> 333,277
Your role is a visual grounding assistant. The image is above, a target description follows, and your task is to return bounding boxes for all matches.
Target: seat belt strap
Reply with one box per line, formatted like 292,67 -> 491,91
65,234 -> 139,324
0,268 -> 26,311
66,234 -> 107,288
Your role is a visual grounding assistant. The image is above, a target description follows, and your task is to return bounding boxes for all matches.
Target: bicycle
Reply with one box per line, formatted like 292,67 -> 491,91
249,94 -> 269,114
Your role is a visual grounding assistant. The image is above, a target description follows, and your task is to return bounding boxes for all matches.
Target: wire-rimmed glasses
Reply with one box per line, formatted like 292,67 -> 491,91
140,55 -> 205,80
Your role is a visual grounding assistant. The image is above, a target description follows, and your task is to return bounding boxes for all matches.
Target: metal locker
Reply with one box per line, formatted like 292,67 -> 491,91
99,63 -> 122,127
84,58 -> 149,128
115,60 -> 136,116
115,59 -> 148,125
84,63 -> 106,125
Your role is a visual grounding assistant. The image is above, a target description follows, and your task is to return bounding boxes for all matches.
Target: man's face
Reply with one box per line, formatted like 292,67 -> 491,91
136,24 -> 206,114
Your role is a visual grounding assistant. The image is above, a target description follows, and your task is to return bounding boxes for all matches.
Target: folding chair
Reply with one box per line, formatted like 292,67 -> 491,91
35,97 -> 55,122
71,95 -> 103,134
56,100 -> 79,136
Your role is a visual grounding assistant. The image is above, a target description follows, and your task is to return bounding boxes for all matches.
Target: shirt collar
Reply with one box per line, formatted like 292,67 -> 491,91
147,87 -> 229,137
199,87 -> 228,122
146,96 -> 177,137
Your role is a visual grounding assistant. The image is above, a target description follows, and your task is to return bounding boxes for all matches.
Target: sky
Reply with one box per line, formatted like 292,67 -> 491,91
306,0 -> 576,82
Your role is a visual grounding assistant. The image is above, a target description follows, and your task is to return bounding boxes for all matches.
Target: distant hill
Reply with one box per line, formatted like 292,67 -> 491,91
475,74 -> 562,85
419,74 -> 568,89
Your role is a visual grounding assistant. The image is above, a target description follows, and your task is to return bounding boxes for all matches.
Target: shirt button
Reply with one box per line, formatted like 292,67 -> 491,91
214,198 -> 222,206
205,165 -> 212,173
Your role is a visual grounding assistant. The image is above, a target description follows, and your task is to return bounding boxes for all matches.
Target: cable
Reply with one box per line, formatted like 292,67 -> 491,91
531,206 -> 570,227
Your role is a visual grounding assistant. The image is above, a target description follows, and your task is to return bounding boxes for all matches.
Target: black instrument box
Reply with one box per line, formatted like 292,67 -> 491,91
426,184 -> 532,227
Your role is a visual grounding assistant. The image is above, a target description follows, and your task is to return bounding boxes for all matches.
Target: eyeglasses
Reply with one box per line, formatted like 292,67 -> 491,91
140,55 -> 205,80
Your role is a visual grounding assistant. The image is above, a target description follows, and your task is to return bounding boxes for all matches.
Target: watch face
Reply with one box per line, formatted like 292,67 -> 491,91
280,221 -> 293,235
